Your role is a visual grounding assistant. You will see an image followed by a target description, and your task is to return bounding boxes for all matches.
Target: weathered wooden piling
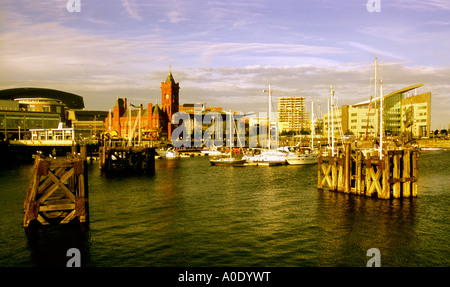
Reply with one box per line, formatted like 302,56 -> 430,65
23,153 -> 89,228
318,143 -> 419,199
99,146 -> 155,175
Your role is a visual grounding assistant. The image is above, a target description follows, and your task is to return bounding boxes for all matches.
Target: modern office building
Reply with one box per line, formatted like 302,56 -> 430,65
323,84 -> 431,139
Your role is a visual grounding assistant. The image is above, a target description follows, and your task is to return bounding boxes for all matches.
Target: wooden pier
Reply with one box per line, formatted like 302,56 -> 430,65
99,146 -> 156,176
317,143 -> 418,199
23,152 -> 89,228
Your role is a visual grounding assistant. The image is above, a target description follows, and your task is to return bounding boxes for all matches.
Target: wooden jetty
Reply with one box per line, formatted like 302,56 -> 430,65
99,145 -> 156,175
23,151 -> 89,228
317,143 -> 418,199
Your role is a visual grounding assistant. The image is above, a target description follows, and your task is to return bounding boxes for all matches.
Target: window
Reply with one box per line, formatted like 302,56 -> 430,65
43,106 -> 51,112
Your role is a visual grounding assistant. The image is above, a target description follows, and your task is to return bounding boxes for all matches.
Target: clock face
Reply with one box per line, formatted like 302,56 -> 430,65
165,94 -> 169,99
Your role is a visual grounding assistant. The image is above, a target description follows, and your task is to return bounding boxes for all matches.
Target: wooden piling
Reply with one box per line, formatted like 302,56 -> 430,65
99,146 -> 156,176
23,153 -> 88,228
317,143 -> 419,200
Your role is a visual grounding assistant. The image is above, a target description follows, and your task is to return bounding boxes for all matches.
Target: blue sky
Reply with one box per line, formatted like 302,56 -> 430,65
1,0 -> 450,129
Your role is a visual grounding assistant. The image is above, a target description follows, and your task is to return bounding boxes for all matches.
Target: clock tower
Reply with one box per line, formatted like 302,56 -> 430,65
160,68 -> 180,139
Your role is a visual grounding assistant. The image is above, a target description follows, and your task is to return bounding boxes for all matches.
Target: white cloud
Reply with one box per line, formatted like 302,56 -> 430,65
122,0 -> 142,21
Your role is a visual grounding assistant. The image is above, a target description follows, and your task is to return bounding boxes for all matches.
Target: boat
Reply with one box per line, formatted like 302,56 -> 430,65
210,111 -> 247,166
243,85 -> 287,166
243,149 -> 287,165
420,147 -> 443,151
286,147 -> 318,165
210,155 -> 246,166
165,147 -> 180,158
285,100 -> 318,165
201,146 -> 224,156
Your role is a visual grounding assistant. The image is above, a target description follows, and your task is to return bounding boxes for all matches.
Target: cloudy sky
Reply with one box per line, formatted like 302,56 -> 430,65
1,0 -> 449,129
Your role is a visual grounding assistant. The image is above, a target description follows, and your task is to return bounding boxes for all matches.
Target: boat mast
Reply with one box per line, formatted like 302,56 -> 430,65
379,78 -> 383,159
365,57 -> 377,140
268,84 -> 271,150
327,95 -> 330,147
311,100 -> 314,149
330,86 -> 335,157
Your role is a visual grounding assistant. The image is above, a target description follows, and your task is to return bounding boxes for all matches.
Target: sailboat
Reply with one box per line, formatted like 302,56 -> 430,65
210,111 -> 246,166
243,85 -> 287,165
286,100 -> 318,165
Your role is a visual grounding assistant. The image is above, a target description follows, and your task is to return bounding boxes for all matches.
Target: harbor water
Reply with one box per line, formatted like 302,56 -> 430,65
0,150 -> 449,267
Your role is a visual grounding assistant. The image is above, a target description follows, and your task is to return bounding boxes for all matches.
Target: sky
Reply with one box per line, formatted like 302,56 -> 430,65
1,0 -> 450,130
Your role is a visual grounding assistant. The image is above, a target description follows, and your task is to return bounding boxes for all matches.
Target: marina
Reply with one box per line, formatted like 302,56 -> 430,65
0,150 -> 449,267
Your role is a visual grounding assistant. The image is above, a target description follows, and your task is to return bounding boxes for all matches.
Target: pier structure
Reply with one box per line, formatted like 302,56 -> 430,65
317,143 -> 418,199
99,142 -> 156,176
23,151 -> 89,228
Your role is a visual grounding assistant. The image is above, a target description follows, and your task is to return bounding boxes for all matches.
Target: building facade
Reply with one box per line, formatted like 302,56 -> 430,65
277,96 -> 308,134
323,84 -> 431,139
108,70 -> 180,140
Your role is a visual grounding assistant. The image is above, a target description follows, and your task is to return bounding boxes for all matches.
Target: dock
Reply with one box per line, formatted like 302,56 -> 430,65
317,143 -> 419,199
99,145 -> 156,176
23,152 -> 89,228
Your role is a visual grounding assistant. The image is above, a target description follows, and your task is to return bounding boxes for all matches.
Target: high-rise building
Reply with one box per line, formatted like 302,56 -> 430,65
277,97 -> 308,133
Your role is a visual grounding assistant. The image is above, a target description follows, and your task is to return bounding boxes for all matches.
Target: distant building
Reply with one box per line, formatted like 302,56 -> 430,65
0,87 -> 83,140
179,103 -> 223,114
67,110 -> 109,137
107,69 -> 180,140
323,84 -> 431,139
277,96 -> 308,133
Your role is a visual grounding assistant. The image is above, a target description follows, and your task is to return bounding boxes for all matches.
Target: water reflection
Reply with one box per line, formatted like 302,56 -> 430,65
25,223 -> 91,267
315,190 -> 417,266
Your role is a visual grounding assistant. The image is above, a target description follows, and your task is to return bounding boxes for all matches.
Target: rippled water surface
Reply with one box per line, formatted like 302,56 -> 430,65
0,150 -> 449,267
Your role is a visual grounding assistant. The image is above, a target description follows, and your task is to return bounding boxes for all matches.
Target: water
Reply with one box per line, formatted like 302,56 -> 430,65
0,151 -> 449,267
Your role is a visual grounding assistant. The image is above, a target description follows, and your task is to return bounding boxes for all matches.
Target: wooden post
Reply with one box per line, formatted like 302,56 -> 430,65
412,150 -> 418,197
317,151 -> 323,189
392,151 -> 401,198
403,149 -> 411,198
337,156 -> 344,192
331,158 -> 337,191
381,153 -> 390,199
80,145 -> 87,160
344,143 -> 351,193
355,151 -> 363,195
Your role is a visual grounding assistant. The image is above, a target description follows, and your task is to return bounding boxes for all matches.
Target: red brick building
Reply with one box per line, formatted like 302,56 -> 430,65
106,70 -> 180,140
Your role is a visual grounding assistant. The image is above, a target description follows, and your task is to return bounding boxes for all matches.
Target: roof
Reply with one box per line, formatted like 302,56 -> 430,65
0,87 -> 84,109
165,71 -> 176,84
152,104 -> 162,115
353,84 -> 424,106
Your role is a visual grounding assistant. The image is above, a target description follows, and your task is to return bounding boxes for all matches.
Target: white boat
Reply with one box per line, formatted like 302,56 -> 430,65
243,85 -> 287,166
286,148 -> 318,165
201,146 -> 224,156
420,147 -> 443,151
285,101 -> 318,165
243,149 -> 287,165
165,148 -> 180,158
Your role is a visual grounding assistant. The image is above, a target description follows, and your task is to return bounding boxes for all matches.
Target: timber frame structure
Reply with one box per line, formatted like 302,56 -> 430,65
23,153 -> 88,228
318,143 -> 419,199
